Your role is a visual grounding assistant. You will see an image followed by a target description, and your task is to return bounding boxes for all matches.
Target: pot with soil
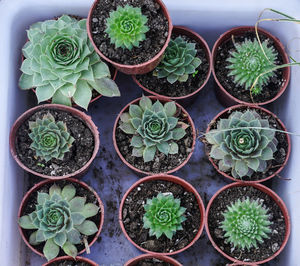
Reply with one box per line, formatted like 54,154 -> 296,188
205,182 -> 290,264
87,0 -> 172,75
19,15 -> 120,110
204,104 -> 290,183
125,254 -> 182,266
133,26 -> 211,105
10,104 -> 100,179
212,26 -> 290,106
43,256 -> 98,266
113,95 -> 196,175
18,178 -> 104,261
119,174 -> 205,255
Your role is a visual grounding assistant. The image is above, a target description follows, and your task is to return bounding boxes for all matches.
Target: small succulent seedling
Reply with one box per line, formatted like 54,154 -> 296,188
227,39 -> 277,95
105,5 -> 149,50
19,183 -> 99,261
220,197 -> 272,250
206,110 -> 278,179
154,37 -> 201,84
19,15 -> 120,110
119,96 -> 187,162
29,113 -> 74,162
143,193 -> 186,239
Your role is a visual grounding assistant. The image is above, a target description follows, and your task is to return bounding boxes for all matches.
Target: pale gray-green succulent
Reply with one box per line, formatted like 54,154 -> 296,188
19,183 -> 99,261
19,15 -> 120,110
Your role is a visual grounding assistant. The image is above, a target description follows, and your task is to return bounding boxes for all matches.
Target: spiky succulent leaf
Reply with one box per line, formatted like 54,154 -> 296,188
105,5 -> 149,50
220,198 -> 272,250
227,39 -> 277,95
143,193 -> 186,239
19,15 -> 120,109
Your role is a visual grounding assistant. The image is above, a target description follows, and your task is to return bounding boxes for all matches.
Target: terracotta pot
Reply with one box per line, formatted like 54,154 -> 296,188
119,174 -> 205,256
132,25 -> 212,106
205,182 -> 290,265
9,104 -> 100,179
87,0 -> 173,75
212,26 -> 290,106
205,104 -> 291,183
18,178 -> 104,259
125,254 -> 182,266
113,96 -> 196,176
43,256 -> 98,266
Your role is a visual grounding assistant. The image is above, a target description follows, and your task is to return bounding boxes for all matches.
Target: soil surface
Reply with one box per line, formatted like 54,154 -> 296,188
214,31 -> 285,103
207,185 -> 286,262
90,0 -> 169,65
122,180 -> 201,253
20,179 -> 101,257
135,258 -> 172,266
205,107 -> 288,181
15,109 -> 95,176
48,260 -> 91,266
136,33 -> 209,98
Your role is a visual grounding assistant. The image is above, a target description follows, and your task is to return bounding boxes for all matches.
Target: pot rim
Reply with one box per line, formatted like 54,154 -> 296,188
124,253 -> 182,266
42,256 -> 98,266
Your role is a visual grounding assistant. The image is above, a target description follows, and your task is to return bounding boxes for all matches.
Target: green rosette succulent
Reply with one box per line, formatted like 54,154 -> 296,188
227,39 -> 277,95
19,183 -> 99,261
154,37 -> 202,84
220,198 -> 272,250
143,193 -> 186,239
29,113 -> 74,162
19,15 -> 120,110
206,110 -> 278,179
105,5 -> 149,50
119,96 -> 187,162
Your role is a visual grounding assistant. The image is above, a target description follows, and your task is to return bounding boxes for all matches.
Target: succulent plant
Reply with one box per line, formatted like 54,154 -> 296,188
19,183 -> 99,261
28,113 -> 74,162
119,96 -> 187,162
154,37 -> 202,84
206,110 -> 278,179
227,39 -> 277,95
105,5 -> 149,50
143,193 -> 186,239
220,197 -> 272,250
19,15 -> 120,110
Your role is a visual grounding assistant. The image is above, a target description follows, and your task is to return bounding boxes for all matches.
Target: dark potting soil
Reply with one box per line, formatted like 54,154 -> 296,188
15,109 -> 95,176
116,107 -> 194,174
207,185 -> 286,262
135,258 -> 172,266
48,260 -> 90,266
214,31 -> 285,103
136,33 -> 209,98
20,179 -> 101,257
205,107 -> 288,181
90,0 -> 169,65
122,180 -> 201,253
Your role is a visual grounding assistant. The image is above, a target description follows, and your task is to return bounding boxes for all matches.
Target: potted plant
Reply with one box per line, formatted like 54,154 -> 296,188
19,15 -> 120,110
204,104 -> 290,182
10,104 -> 100,179
205,182 -> 290,264
18,178 -> 104,261
113,95 -> 196,175
212,26 -> 290,106
43,256 -> 98,266
125,254 -> 182,266
133,26 -> 211,105
87,0 -> 172,75
119,174 -> 205,255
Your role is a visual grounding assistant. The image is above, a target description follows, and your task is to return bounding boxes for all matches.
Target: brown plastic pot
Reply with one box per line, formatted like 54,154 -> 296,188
205,104 -> 291,183
18,178 -> 104,259
113,96 -> 196,176
87,0 -> 173,75
9,104 -> 100,179
125,254 -> 182,266
212,26 -> 290,107
132,25 -> 212,106
43,256 -> 98,266
119,174 -> 205,256
205,182 -> 290,265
